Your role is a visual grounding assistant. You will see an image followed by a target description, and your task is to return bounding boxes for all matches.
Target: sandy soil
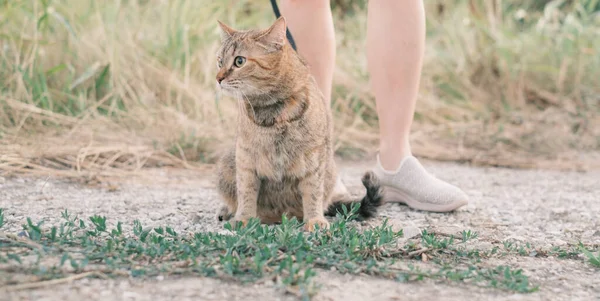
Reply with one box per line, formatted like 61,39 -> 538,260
1,158 -> 599,301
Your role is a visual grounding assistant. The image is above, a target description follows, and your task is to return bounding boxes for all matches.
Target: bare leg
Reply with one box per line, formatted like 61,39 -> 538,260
367,0 -> 424,170
368,1 -> 468,211
279,0 -> 335,105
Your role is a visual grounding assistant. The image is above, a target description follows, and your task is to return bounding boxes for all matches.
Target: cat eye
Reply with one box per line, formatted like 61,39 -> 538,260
234,56 -> 246,68
217,58 -> 223,68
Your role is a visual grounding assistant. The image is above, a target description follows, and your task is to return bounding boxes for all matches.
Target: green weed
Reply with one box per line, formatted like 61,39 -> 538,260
579,243 -> 600,268
0,208 -> 4,229
0,207 -> 543,299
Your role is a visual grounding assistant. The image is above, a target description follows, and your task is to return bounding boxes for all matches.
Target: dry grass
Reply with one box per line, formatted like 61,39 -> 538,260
0,0 -> 599,179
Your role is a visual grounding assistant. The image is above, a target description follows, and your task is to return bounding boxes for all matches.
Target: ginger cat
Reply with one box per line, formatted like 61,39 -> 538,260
215,17 -> 383,231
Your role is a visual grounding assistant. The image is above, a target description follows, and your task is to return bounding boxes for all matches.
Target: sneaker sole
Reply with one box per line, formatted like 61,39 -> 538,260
384,186 -> 468,213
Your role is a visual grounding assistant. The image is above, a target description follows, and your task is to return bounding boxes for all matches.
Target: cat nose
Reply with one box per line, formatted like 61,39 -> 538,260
216,74 -> 225,84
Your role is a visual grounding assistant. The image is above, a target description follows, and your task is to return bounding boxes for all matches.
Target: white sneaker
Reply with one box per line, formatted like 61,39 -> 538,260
373,155 -> 468,212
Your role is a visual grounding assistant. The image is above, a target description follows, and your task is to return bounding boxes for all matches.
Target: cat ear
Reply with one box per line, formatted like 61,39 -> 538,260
217,20 -> 236,41
255,17 -> 287,50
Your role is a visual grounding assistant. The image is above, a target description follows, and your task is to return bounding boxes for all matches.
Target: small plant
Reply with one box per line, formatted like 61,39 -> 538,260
579,244 -> 600,268
0,208 -> 4,229
461,230 -> 479,243
478,266 -> 538,293
333,202 -> 362,221
549,246 -> 581,259
421,229 -> 454,249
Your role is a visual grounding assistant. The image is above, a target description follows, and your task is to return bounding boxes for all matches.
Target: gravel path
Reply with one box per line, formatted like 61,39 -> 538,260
1,159 -> 599,301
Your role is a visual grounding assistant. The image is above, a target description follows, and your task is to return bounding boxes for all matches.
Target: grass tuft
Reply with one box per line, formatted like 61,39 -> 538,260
579,243 -> 600,268
0,209 -> 4,229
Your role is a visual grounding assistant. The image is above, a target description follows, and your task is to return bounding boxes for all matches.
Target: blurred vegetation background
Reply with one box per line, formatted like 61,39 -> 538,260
0,0 -> 598,178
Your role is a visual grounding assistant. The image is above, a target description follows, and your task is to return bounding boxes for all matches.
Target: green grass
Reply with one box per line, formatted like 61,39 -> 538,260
579,244 -> 600,268
2,203 -> 598,298
0,206 -> 547,299
0,208 -> 4,229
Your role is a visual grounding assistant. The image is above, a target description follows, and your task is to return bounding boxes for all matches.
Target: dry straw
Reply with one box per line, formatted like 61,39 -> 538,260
1,0 -> 598,180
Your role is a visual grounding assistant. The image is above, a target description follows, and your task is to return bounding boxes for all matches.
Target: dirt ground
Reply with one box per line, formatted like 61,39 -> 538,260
1,158 -> 599,301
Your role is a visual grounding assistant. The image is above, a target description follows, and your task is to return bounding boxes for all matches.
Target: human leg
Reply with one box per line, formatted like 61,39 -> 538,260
367,0 -> 468,211
279,0 -> 335,105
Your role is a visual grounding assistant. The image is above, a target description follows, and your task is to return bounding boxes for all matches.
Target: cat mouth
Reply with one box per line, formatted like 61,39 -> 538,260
219,79 -> 237,88
221,80 -> 249,93
217,83 -> 239,96
218,81 -> 232,90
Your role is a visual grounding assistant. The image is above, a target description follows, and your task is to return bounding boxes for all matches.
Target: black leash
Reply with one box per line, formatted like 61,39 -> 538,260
269,0 -> 297,51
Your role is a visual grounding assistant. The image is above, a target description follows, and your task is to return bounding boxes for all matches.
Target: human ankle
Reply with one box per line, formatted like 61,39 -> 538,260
378,141 -> 412,172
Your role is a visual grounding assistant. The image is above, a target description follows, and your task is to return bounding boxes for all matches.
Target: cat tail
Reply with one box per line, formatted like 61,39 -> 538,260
325,171 -> 384,220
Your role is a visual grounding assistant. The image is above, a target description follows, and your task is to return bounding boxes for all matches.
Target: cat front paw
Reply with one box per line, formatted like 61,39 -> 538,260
217,205 -> 234,221
230,216 -> 251,227
304,216 -> 330,232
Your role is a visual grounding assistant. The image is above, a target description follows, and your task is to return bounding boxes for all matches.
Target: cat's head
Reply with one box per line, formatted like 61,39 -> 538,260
215,17 -> 287,97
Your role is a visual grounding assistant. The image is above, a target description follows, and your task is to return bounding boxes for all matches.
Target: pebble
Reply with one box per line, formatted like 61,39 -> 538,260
180,222 -> 190,230
398,226 -> 421,243
403,226 -> 421,239
191,215 -> 202,224
36,181 -> 53,188
149,212 -> 161,220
